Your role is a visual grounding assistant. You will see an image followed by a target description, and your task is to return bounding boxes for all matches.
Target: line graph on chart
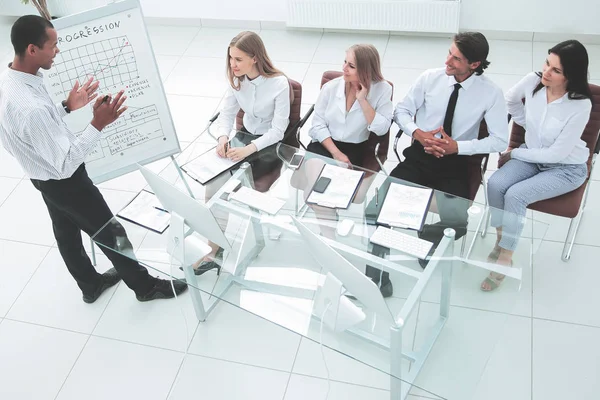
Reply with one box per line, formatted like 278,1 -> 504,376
47,35 -> 167,161
52,36 -> 139,95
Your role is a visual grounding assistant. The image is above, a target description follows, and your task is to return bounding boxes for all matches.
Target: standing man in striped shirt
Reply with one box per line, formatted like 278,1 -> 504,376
0,15 -> 187,303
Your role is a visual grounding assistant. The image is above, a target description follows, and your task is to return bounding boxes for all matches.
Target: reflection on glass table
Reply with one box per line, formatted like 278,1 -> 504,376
93,137 -> 548,400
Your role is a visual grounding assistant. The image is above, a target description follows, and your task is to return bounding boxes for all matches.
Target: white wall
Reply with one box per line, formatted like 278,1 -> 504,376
0,0 -> 116,18
460,0 -> 599,35
0,0 -> 35,16
137,0 -> 600,36
2,0 -> 599,36
138,0 -> 286,22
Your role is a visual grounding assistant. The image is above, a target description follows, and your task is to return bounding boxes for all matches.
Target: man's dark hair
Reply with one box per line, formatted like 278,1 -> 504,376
11,15 -> 54,57
453,32 -> 490,75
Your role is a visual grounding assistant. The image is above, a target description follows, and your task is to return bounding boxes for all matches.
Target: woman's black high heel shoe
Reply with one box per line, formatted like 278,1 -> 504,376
181,248 -> 224,276
193,260 -> 222,276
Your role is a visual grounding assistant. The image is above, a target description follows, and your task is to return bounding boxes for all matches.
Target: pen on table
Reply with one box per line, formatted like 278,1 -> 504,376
154,206 -> 169,213
375,187 -> 379,207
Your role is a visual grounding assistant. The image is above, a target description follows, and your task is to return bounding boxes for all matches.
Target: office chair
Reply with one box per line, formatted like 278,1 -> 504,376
487,84 -> 600,261
206,78 -> 303,147
295,71 -> 393,174
391,121 -> 491,258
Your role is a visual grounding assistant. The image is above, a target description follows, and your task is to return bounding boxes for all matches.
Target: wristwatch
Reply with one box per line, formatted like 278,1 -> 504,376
61,100 -> 71,114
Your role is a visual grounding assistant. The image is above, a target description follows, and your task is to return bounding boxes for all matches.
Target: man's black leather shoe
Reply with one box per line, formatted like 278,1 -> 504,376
136,278 -> 188,302
82,268 -> 121,304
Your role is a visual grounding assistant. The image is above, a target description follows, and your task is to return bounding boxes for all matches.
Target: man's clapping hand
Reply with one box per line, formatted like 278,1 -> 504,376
90,90 -> 128,131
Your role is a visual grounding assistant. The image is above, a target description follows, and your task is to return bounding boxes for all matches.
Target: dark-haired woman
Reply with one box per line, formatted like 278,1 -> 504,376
482,40 -> 592,291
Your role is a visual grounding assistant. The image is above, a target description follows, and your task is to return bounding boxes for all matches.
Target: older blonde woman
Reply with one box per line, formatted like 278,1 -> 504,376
307,44 -> 393,168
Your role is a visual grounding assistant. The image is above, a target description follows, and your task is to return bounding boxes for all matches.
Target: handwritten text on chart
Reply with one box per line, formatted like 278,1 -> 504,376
130,105 -> 158,122
58,21 -> 122,44
86,141 -> 105,162
127,79 -> 150,99
102,105 -> 158,134
106,119 -> 164,155
103,117 -> 128,133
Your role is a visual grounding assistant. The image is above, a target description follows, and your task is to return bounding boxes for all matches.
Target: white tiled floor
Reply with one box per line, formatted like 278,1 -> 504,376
1,18 -> 600,400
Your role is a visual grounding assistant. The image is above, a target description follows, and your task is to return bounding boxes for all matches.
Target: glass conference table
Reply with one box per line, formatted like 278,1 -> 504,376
93,136 -> 548,400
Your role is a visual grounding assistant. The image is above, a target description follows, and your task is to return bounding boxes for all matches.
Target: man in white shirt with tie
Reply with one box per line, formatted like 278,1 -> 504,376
0,15 -> 187,303
371,32 -> 508,274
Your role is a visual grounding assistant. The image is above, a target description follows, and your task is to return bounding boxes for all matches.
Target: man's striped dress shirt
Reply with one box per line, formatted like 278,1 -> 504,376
0,66 -> 101,180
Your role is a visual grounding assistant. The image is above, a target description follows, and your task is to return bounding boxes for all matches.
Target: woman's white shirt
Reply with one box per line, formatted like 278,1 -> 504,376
308,77 -> 393,144
507,72 -> 592,164
214,74 -> 290,151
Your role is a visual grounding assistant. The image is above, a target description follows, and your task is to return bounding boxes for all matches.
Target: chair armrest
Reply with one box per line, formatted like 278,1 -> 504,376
594,132 -> 600,155
298,105 -> 314,129
393,129 -> 404,163
282,119 -> 303,149
373,143 -> 389,175
209,112 -> 220,123
206,112 -> 221,140
481,153 -> 490,174
295,105 -> 315,150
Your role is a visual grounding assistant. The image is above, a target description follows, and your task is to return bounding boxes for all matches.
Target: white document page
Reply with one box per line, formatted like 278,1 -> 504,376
230,186 -> 286,215
377,183 -> 433,230
117,190 -> 171,233
306,164 -> 364,209
183,147 -> 238,185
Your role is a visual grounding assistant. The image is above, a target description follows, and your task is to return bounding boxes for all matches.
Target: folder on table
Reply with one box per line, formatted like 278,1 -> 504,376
182,146 -> 242,185
117,189 -> 171,234
306,164 -> 364,209
375,182 -> 433,231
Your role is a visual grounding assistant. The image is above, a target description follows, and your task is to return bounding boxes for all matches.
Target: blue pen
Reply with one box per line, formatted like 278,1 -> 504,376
154,206 -> 168,213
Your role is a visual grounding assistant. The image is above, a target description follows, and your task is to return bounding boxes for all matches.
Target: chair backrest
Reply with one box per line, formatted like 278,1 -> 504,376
235,77 -> 302,147
465,121 -> 490,200
508,84 -> 600,178
284,78 -> 303,147
320,71 -> 394,172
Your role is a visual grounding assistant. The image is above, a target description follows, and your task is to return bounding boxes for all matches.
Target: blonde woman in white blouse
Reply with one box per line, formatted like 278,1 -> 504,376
307,44 -> 393,168
482,40 -> 593,291
213,31 -> 290,161
193,31 -> 290,275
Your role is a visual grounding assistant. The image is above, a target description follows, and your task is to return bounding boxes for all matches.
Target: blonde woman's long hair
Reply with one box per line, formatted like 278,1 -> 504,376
348,44 -> 384,94
226,31 -> 283,90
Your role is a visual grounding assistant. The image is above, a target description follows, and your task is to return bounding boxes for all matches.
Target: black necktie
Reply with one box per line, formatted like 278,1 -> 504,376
443,83 -> 461,137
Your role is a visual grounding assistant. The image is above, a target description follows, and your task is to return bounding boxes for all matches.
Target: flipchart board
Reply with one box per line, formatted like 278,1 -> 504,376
45,0 -> 180,183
